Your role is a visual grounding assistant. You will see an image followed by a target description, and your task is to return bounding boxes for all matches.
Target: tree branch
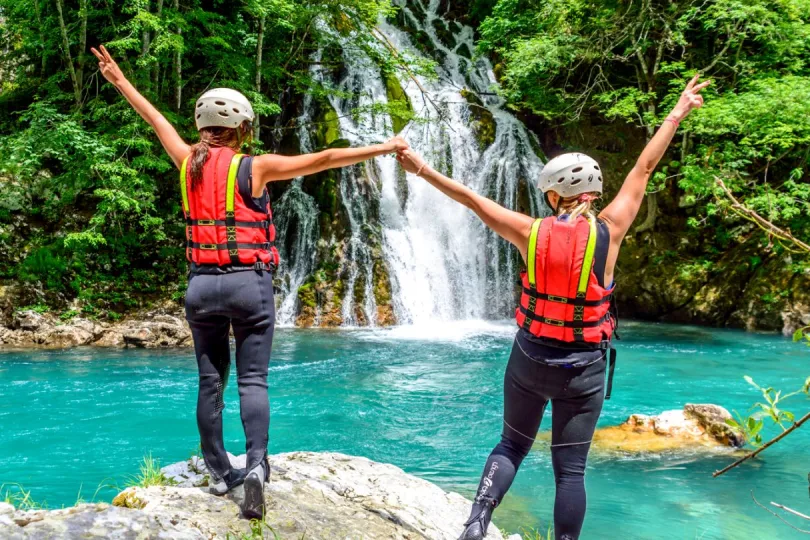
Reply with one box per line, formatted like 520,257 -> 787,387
715,178 -> 810,254
750,491 -> 810,534
54,0 -> 82,108
771,502 -> 810,522
713,411 -> 810,477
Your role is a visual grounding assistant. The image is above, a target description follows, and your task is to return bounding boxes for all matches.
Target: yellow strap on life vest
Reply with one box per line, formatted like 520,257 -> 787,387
179,157 -> 190,214
577,214 -> 598,296
526,218 -> 543,288
225,154 -> 245,214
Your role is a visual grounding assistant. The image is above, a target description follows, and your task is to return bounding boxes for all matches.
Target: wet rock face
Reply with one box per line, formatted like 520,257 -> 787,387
593,403 -> 745,453
0,453 -> 510,540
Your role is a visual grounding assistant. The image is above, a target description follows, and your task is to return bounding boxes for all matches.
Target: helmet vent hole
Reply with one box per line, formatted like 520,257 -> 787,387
571,179 -> 582,186
571,167 -> 583,173
196,114 -> 201,119
557,177 -> 565,183
197,102 -> 203,108
594,165 -> 600,171
217,111 -> 229,118
215,100 -> 226,106
598,176 -> 602,182
233,108 -> 240,114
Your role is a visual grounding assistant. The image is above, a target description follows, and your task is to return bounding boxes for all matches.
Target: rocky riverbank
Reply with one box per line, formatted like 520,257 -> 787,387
0,307 -> 192,349
0,452 -> 513,539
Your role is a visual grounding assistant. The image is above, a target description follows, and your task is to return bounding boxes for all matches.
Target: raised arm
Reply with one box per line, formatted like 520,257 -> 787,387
91,46 -> 190,168
252,136 -> 408,189
599,75 -> 710,241
397,149 -> 535,261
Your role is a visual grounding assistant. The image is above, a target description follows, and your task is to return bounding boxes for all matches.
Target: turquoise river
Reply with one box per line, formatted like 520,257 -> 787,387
1,321 -> 808,539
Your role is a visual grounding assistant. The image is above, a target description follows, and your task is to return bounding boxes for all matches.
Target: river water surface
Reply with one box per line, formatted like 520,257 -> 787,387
1,321 -> 808,539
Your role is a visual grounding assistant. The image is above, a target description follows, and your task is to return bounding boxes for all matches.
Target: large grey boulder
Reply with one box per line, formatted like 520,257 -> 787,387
0,452 -> 513,539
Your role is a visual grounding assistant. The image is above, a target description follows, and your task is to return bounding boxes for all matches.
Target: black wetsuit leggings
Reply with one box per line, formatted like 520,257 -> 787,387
471,334 -> 606,540
185,270 -> 275,482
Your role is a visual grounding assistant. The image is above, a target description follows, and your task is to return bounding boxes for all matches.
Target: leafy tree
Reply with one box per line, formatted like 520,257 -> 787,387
0,0 -> 394,315
478,0 -> 810,237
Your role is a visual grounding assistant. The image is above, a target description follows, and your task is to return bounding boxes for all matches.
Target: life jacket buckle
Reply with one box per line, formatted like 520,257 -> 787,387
547,295 -> 568,304
196,219 -> 216,226
199,244 -> 217,250
544,318 -> 565,327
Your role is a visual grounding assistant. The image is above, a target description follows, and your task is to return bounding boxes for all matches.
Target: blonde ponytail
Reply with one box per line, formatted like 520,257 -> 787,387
556,192 -> 600,220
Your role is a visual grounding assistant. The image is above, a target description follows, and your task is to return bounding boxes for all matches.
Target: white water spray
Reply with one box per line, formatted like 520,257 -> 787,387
274,0 -> 545,326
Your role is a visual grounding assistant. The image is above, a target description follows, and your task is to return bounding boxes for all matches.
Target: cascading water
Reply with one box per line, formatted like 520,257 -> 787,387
274,0 -> 546,326
273,88 -> 321,326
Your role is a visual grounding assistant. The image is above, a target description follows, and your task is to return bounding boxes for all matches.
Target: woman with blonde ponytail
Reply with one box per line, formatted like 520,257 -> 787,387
397,75 -> 710,540
92,45 -> 409,520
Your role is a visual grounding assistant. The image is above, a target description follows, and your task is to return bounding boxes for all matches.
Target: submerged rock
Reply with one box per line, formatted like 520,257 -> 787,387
593,403 -> 744,453
0,452 -> 508,539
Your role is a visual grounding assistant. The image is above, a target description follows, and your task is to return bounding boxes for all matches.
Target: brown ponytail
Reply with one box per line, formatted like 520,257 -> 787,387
188,123 -> 253,188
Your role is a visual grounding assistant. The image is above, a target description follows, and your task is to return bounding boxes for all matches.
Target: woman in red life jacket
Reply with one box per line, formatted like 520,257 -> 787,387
92,46 -> 408,519
397,75 -> 710,540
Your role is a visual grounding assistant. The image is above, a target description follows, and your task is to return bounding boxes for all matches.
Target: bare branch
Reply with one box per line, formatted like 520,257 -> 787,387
750,491 -> 810,534
771,502 -> 810,522
713,411 -> 810,477
714,178 -> 810,254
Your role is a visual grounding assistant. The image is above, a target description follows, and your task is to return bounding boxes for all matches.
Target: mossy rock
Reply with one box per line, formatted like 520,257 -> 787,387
460,89 -> 496,150
431,18 -> 456,49
297,282 -> 317,309
456,43 -> 472,60
384,72 -> 414,134
112,489 -> 146,510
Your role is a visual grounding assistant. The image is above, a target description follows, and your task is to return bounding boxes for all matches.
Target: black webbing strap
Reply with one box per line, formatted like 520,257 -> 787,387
605,347 -> 617,400
517,306 -> 612,329
190,242 -> 272,250
522,287 -> 612,307
190,219 -> 269,228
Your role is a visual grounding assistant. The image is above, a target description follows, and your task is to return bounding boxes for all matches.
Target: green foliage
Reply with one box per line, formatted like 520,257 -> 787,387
519,525 -> 554,540
226,518 -> 284,540
126,454 -> 176,488
793,327 -> 810,347
480,0 -> 810,268
1,483 -> 39,510
0,0 -> 397,314
726,375 -> 810,447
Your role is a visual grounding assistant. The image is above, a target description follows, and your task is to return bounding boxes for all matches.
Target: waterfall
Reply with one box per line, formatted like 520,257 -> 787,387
274,0 -> 545,326
273,87 -> 321,326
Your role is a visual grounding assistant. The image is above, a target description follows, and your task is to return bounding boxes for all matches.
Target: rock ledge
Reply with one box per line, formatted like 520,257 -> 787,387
0,452 -> 512,540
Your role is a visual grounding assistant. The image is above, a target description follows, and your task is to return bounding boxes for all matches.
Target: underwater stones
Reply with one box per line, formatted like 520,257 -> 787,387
593,404 -> 744,453
460,88 -> 496,150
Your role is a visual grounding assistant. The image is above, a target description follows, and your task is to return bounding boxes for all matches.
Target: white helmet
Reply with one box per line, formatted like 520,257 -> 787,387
537,153 -> 603,197
195,88 -> 255,130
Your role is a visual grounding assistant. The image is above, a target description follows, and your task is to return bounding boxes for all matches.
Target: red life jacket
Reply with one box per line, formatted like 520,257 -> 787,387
179,147 -> 280,269
515,214 -> 614,344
